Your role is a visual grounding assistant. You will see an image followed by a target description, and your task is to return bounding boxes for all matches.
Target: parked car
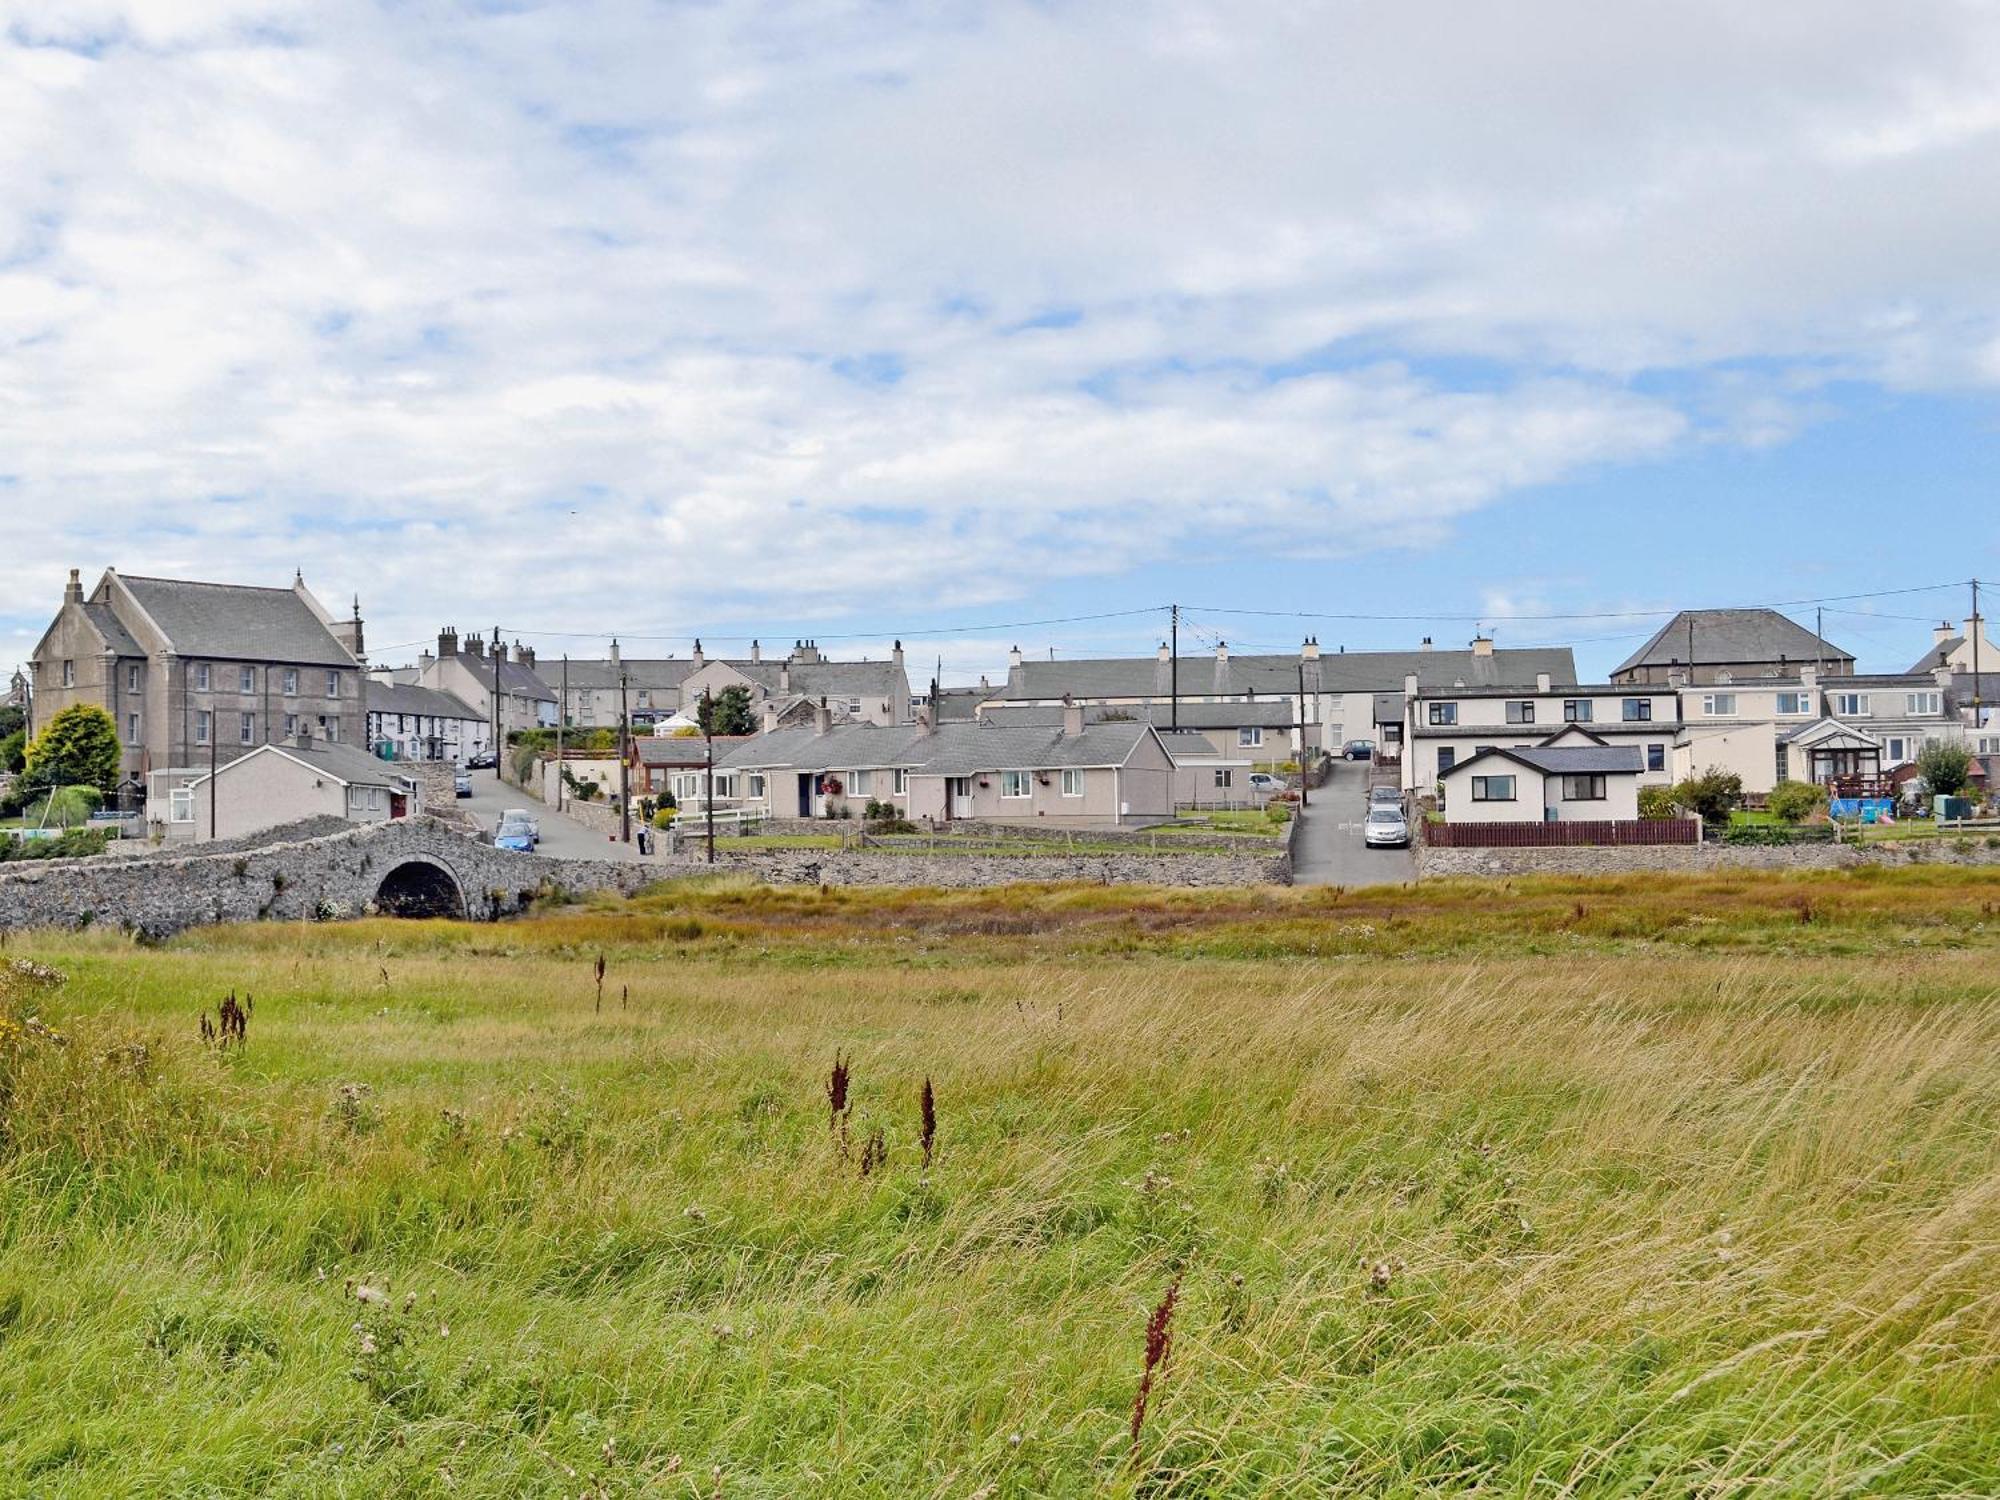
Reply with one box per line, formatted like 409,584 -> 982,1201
493,817 -> 535,853
1368,785 -> 1403,809
1363,806 -> 1410,848
454,771 -> 472,798
466,751 -> 498,770
1246,772 -> 1284,796
502,808 -> 540,846
1342,739 -> 1376,761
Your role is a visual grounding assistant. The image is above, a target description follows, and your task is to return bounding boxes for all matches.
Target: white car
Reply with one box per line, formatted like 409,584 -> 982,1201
1363,806 -> 1410,848
1247,772 -> 1284,796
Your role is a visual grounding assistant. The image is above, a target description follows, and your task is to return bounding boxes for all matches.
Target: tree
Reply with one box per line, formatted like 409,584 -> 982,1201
22,703 -> 120,793
1766,779 -> 1828,824
1915,740 -> 1972,798
0,704 -> 24,740
1669,766 -> 1743,825
0,727 -> 25,775
697,685 -> 757,738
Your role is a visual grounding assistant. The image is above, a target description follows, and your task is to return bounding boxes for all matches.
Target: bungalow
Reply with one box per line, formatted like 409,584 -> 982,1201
166,735 -> 419,842
713,702 -> 1177,823
1437,736 -> 1644,824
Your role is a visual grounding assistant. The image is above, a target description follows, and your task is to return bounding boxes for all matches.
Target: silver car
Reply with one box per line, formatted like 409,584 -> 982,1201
1363,806 -> 1410,848
1368,786 -> 1403,810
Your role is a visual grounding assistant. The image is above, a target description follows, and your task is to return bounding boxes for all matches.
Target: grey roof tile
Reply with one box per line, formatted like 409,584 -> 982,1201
119,575 -> 357,666
366,681 -> 484,721
1614,609 -> 1849,676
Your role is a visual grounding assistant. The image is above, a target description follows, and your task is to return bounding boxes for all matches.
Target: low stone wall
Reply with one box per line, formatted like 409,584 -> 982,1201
654,846 -> 1291,888
1415,836 -> 2000,879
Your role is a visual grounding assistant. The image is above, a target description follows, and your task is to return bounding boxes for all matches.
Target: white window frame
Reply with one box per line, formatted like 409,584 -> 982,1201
1060,769 -> 1084,797
127,664 -> 141,692
1000,770 -> 1032,798
1213,768 -> 1232,788
239,712 -> 255,744
1702,694 -> 1736,716
194,663 -> 210,692
326,670 -> 341,699
126,712 -> 140,745
1834,693 -> 1870,718
1238,727 -> 1263,747
892,768 -> 908,795
283,669 -> 298,696
1777,692 -> 1812,715
748,772 -> 766,800
61,659 -> 75,687
239,666 -> 255,693
1906,691 -> 1940,715
169,788 -> 194,824
195,709 -> 212,744
849,769 -> 872,796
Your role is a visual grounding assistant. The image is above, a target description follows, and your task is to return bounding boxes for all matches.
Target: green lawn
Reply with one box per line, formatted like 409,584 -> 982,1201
2,870 -> 1997,1495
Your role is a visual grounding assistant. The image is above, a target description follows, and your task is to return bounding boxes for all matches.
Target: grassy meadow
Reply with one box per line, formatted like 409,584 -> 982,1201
2,867 -> 1998,1495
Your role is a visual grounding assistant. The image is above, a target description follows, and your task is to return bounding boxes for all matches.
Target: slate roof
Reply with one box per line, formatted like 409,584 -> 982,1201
929,686 -> 990,723
118,575 -> 357,667
1613,609 -> 1850,676
979,700 -> 1295,730
195,739 -> 407,790
1907,638 -> 1964,673
558,658 -> 701,692
1443,744 -> 1644,777
741,659 -> 906,702
365,681 -> 484,722
439,652 -> 555,700
1157,730 -> 1238,761
633,736 -> 753,769
714,720 -> 1160,776
994,645 -> 1579,701
80,601 -> 143,657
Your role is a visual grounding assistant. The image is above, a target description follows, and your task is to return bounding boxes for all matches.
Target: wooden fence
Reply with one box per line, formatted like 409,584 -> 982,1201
1423,818 -> 1701,848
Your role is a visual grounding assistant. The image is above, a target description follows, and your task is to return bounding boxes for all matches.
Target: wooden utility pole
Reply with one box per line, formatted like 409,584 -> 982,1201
617,664 -> 632,843
1296,662 -> 1310,808
207,699 -> 217,841
1973,579 -> 1985,727
556,655 -> 567,811
490,625 -> 503,780
1170,603 -> 1180,731
703,688 -> 716,864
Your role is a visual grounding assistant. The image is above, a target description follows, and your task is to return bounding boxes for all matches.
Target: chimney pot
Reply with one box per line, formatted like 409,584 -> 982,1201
1420,636 -> 1433,651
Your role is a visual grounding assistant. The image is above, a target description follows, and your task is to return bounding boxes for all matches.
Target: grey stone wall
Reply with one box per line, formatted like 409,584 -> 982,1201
1415,836 -> 2000,879
653,846 -> 1291,888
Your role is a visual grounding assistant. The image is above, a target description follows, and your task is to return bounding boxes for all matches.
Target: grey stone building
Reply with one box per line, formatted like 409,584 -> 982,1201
27,568 -> 367,782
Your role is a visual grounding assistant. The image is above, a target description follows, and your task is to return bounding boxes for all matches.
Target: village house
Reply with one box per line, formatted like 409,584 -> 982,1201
27,568 -> 367,786
1436,736 -> 1646,824
1610,608 -> 1854,686
711,700 -> 1177,823
416,630 -> 556,737
985,635 -> 1577,761
157,732 -> 419,843
364,679 -> 491,763
1404,679 -> 1681,793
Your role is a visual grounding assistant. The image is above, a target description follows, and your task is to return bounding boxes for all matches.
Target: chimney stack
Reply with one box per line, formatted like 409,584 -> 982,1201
1935,620 -> 1957,647
63,568 -> 83,604
1419,636 -> 1433,652
1302,636 -> 1320,662
517,643 -> 535,670
1471,633 -> 1494,658
760,701 -> 781,735
1156,641 -> 1170,663
418,649 -> 435,672
1008,644 -> 1024,669
691,638 -> 705,668
608,637 -> 620,665
1061,693 -> 1084,738
494,638 -> 509,664
891,638 -> 904,671
779,660 -> 792,694
813,696 -> 833,735
1536,671 -> 1551,693
750,639 -> 761,663
438,626 -> 458,658
466,633 -> 484,659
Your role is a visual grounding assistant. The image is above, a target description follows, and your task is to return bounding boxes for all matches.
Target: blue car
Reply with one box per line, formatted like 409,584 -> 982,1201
494,814 -> 536,852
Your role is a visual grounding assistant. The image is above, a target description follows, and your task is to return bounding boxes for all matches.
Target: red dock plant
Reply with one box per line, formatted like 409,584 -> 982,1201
919,1077 -> 936,1170
594,954 -> 607,1012
827,1050 -> 851,1126
859,1127 -> 886,1178
1129,1277 -> 1181,1461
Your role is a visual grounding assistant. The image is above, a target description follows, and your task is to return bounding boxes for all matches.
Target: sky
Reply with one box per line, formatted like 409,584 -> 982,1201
2,0 -> 1997,688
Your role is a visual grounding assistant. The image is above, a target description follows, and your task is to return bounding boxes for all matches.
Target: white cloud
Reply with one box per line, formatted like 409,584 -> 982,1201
3,0 -> 2000,679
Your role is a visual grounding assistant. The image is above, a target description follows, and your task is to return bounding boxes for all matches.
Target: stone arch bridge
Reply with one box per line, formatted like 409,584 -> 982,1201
0,819 -> 656,940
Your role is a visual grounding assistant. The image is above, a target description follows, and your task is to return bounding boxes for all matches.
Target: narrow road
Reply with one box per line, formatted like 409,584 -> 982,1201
1291,759 -> 1416,887
458,770 -> 647,863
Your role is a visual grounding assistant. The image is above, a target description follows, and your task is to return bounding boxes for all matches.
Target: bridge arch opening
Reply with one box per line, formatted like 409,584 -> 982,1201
374,859 -> 467,920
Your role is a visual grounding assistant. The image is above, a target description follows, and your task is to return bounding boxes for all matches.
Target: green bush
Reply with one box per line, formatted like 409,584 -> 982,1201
0,828 -> 108,862
1916,741 -> 1973,797
22,704 -> 119,794
1637,785 -> 1681,820
1766,780 -> 1828,824
1670,767 -> 1743,825
1720,823 -> 1837,846
652,807 -> 676,830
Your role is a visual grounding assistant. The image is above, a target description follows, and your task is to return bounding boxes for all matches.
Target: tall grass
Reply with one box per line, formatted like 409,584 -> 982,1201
0,872 -> 1995,1494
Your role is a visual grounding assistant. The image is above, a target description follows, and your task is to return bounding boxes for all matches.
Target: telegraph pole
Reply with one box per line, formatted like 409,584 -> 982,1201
1170,603 -> 1180,731
1973,579 -> 1985,728
490,624 -> 503,781
1296,661 -> 1310,809
703,688 -> 716,864
617,663 -> 632,843
556,655 -> 567,811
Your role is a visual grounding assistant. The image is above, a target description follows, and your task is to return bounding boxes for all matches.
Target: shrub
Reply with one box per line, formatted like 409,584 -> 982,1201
0,828 -> 107,863
652,807 -> 676,830
22,704 -> 119,794
1766,780 -> 1828,824
1916,741 -> 1973,797
1670,767 -> 1743,825
1637,785 -> 1680,820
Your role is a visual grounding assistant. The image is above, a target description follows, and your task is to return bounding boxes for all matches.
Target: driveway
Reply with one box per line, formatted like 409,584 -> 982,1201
1291,759 -> 1416,887
458,770 -> 647,863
